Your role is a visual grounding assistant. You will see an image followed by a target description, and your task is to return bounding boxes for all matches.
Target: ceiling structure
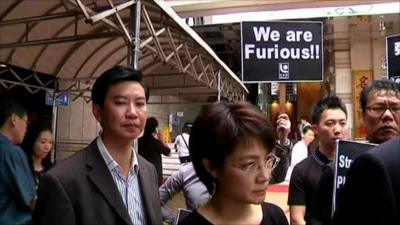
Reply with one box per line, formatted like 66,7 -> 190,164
1,0 -> 398,104
0,0 -> 248,104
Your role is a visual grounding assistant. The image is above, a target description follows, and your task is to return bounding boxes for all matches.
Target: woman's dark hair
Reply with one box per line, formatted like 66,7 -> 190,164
143,117 -> 158,136
189,101 -> 276,195
302,125 -> 313,136
21,123 -> 53,175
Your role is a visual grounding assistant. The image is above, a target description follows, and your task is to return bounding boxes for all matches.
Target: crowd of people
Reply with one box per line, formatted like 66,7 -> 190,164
0,64 -> 399,225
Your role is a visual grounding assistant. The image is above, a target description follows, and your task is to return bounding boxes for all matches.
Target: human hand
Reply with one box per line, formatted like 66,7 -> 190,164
276,113 -> 291,144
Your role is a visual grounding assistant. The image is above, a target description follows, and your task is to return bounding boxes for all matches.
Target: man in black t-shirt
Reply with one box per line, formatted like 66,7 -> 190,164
288,96 -> 348,225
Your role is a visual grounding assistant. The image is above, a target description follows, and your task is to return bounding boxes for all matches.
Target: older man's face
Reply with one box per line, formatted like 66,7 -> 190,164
363,90 -> 400,144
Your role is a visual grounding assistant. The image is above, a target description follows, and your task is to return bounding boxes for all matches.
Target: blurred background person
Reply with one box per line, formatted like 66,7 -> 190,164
21,123 -> 53,187
139,117 -> 171,185
297,116 -> 311,141
179,101 -> 288,225
174,122 -> 192,164
285,125 -> 314,181
272,113 -> 294,184
0,97 -> 36,225
159,161 -> 210,224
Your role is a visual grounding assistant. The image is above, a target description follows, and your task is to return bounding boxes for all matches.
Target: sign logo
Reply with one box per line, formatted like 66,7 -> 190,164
278,62 -> 289,79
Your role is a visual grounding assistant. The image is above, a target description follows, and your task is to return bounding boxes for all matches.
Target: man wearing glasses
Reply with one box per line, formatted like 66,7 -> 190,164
331,80 -> 400,225
361,79 -> 400,144
0,97 -> 36,225
309,79 -> 400,225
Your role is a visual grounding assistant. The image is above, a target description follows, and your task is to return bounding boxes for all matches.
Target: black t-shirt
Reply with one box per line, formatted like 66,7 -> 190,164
178,202 -> 288,225
287,149 -> 331,222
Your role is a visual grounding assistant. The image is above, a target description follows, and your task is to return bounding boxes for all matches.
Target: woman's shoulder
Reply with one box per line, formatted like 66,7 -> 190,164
178,210 -> 213,225
261,202 -> 289,225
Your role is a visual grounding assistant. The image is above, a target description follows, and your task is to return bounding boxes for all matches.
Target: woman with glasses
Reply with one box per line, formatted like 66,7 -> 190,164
178,101 -> 288,225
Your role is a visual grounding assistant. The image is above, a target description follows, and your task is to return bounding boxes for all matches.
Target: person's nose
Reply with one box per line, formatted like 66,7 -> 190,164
381,107 -> 395,121
333,123 -> 343,135
126,103 -> 138,118
256,166 -> 270,183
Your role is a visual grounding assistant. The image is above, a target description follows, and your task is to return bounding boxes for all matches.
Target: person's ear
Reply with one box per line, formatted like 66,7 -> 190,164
362,111 -> 367,123
312,124 -> 318,137
10,113 -> 18,127
92,104 -> 102,123
202,158 -> 219,179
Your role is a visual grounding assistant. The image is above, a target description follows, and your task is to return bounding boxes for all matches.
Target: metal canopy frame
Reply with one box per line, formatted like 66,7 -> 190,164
0,0 -> 248,104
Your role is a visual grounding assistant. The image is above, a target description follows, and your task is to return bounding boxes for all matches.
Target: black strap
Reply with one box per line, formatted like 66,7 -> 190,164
181,134 -> 189,149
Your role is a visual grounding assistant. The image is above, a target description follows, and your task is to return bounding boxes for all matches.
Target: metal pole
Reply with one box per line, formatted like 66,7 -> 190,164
132,0 -> 142,69
50,79 -> 59,163
217,71 -> 221,102
279,83 -> 286,113
131,0 -> 142,152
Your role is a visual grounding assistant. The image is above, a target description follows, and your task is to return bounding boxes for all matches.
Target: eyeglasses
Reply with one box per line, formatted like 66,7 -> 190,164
366,105 -> 400,116
233,153 -> 280,174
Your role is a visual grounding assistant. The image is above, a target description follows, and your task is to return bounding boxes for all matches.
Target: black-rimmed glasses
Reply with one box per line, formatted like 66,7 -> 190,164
366,105 -> 400,116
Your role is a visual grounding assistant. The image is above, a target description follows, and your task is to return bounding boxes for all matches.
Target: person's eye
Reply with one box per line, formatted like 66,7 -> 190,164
115,101 -> 126,105
243,162 -> 257,171
326,121 -> 334,127
391,106 -> 400,112
372,106 -> 384,111
136,101 -> 146,107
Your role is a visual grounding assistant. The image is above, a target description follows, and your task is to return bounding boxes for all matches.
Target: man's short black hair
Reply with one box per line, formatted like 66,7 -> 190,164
91,65 -> 149,106
311,95 -> 347,124
360,79 -> 400,113
0,96 -> 27,127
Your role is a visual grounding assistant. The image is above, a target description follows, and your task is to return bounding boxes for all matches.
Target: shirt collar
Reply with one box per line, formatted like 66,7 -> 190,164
96,136 -> 139,174
313,148 -> 332,165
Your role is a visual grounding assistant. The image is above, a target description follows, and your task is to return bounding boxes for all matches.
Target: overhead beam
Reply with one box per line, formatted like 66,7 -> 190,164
0,32 -> 120,49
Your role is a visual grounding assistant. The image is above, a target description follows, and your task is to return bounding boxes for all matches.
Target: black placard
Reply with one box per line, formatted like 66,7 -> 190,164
386,34 -> 400,83
241,21 -> 323,83
333,140 -> 377,214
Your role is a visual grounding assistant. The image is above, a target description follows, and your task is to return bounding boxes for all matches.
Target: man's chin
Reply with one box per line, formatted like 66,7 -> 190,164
374,132 -> 398,144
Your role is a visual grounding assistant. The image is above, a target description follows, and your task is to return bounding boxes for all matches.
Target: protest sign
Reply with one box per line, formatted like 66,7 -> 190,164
386,34 -> 400,83
241,21 -> 323,83
332,140 -> 377,213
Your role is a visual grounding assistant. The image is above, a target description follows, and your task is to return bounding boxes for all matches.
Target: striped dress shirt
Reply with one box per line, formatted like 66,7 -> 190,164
97,137 -> 146,225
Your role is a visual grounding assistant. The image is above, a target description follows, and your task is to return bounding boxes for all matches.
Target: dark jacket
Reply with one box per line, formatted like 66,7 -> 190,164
332,138 -> 400,225
33,140 -> 162,225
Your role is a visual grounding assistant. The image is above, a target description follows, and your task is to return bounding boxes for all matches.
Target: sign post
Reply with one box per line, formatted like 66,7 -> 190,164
45,90 -> 69,106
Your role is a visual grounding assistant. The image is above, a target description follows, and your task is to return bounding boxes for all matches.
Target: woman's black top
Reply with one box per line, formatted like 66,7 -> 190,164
178,202 -> 289,225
